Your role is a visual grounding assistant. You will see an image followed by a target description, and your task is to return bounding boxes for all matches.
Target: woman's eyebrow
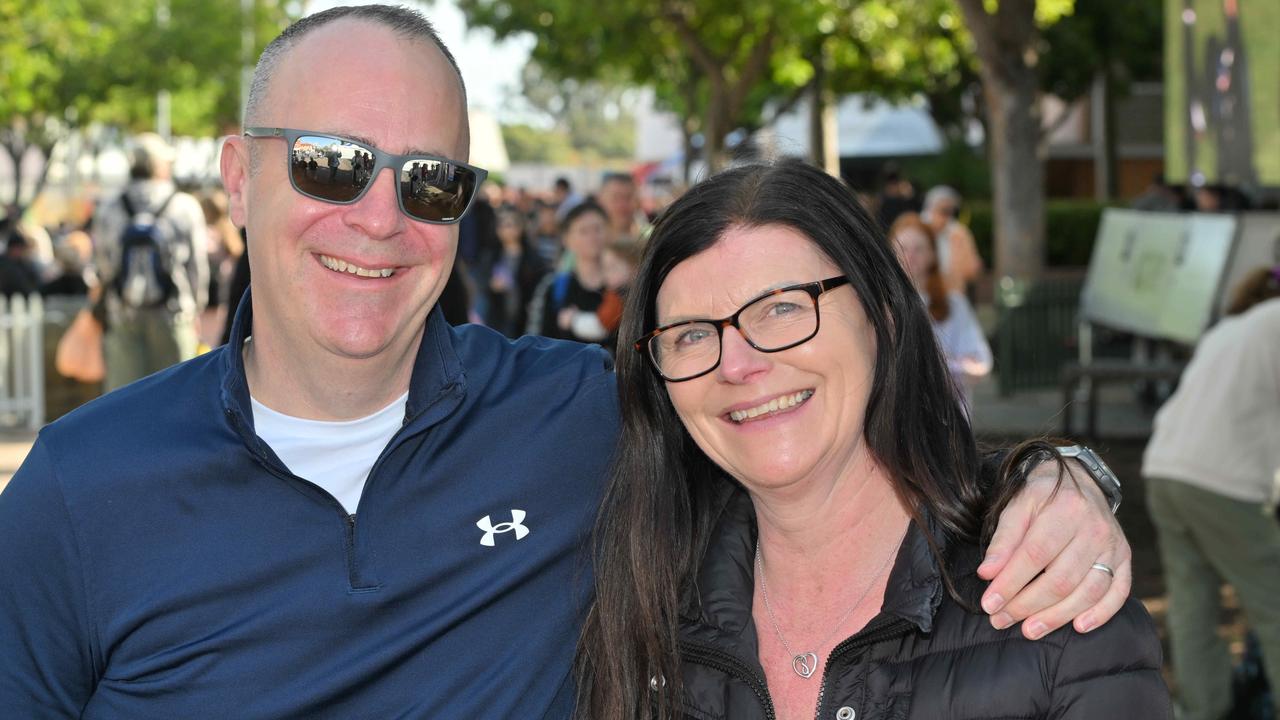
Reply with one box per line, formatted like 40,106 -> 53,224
656,280 -> 803,326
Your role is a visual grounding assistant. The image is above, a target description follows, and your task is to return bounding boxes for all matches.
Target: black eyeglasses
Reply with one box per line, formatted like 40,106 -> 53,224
243,127 -> 488,225
634,276 -> 852,382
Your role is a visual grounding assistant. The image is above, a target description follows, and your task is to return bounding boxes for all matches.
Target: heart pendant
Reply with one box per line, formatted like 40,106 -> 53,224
792,652 -> 818,679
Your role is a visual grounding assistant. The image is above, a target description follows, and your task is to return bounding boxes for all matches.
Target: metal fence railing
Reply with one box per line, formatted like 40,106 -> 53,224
0,294 -> 45,430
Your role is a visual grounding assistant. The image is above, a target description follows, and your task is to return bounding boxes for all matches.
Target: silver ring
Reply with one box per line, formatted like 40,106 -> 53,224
1090,562 -> 1114,577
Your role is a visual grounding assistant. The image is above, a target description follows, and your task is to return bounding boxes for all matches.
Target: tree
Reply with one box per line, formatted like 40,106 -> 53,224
456,0 -> 816,171
0,0 -> 295,213
509,62 -> 636,163
955,0 -> 1073,281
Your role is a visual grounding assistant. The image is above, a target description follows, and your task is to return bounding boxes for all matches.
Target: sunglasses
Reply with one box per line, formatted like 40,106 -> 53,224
243,127 -> 488,225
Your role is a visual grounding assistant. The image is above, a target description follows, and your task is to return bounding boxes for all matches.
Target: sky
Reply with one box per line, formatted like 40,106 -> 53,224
304,0 -> 535,122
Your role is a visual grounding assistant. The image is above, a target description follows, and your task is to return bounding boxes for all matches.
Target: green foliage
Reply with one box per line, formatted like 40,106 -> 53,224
510,62 -> 635,163
969,199 -> 1112,268
0,0 -> 297,208
501,123 -> 574,163
1,0 -> 295,136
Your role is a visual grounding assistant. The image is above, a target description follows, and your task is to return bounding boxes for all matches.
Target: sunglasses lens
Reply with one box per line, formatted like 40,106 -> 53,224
289,135 -> 374,203
399,160 -> 478,223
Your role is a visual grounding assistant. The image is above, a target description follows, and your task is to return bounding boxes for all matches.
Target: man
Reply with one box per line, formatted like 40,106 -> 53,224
597,171 -> 650,243
0,6 -> 1133,717
92,132 -> 209,390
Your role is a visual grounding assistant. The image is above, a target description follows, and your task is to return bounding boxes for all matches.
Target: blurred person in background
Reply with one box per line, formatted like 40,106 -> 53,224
527,201 -> 609,343
553,175 -> 584,222
91,132 -> 208,390
199,189 -> 245,348
598,172 -> 650,243
1142,266 -> 1280,720
457,179 -> 499,321
921,185 -> 983,296
530,199 -> 564,266
40,230 -> 94,297
486,207 -> 547,337
890,212 -> 992,413
561,238 -> 642,354
875,165 -> 920,230
0,232 -> 41,297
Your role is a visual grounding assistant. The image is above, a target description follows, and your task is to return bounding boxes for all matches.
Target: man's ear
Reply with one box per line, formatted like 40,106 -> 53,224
220,136 -> 250,228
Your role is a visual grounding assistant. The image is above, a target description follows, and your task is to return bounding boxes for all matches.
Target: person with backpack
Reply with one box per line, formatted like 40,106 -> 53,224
92,132 -> 209,390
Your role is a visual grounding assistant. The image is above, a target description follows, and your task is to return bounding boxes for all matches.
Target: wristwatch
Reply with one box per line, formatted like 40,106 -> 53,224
1055,445 -> 1122,513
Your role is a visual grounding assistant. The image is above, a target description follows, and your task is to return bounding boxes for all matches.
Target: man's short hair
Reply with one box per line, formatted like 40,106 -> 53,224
554,177 -> 571,192
244,5 -> 467,170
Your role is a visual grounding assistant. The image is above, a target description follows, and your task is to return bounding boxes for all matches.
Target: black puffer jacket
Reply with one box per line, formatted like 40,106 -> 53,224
670,481 -> 1171,720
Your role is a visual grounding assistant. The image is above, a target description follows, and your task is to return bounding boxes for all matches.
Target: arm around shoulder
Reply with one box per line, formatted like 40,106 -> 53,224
0,438 -> 98,713
1049,597 -> 1172,718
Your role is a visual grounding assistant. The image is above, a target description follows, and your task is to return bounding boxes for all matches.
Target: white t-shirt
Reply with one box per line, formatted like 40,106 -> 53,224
251,392 -> 409,514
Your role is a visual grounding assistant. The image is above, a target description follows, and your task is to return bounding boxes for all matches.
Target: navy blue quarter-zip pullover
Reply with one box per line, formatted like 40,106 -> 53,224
0,297 -> 618,718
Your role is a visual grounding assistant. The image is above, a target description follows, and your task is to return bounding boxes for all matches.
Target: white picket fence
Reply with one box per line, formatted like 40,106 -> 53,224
0,294 -> 44,430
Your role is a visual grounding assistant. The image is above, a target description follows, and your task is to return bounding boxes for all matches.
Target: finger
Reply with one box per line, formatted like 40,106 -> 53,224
993,509 -> 1119,624
976,485 -> 1037,583
1072,549 -> 1133,634
980,494 -> 1081,616
1014,553 -> 1117,639
1015,553 -> 1130,639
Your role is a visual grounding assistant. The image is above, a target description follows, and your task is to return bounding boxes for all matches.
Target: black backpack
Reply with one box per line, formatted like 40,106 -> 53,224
114,192 -> 178,308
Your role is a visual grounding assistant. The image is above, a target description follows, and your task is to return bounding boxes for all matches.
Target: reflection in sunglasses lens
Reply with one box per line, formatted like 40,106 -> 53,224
286,133 -> 478,223
399,160 -> 475,223
289,136 -> 373,203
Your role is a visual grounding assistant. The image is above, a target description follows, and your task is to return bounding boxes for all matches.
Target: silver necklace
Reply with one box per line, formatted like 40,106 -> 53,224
755,540 -> 898,679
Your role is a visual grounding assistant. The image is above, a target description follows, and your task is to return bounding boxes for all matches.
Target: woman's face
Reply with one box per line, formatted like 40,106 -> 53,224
655,224 -> 878,492
564,210 -> 607,262
497,215 -> 523,247
892,225 -> 934,289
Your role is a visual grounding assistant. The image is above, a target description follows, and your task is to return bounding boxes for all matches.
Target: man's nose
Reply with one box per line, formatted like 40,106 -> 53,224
343,167 -> 406,239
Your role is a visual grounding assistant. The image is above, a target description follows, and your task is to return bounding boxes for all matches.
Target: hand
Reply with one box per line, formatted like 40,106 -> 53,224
976,458 -> 1131,639
557,306 -> 578,331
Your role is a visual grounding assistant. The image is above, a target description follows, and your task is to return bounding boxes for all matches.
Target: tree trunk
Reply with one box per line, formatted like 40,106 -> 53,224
984,68 -> 1045,280
808,45 -> 840,175
704,77 -> 730,173
957,0 -> 1046,282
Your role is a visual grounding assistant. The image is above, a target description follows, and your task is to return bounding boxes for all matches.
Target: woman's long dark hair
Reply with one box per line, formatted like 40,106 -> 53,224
575,160 -> 986,719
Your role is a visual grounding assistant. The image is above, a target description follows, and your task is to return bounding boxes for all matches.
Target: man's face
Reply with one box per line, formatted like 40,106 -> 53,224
599,178 -> 637,229
224,20 -> 466,370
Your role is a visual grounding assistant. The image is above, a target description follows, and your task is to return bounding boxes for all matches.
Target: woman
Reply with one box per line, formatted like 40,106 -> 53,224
485,207 -> 547,337
921,185 -> 983,295
527,201 -> 609,344
1142,266 -> 1280,720
577,162 -> 1168,719
890,212 -> 992,411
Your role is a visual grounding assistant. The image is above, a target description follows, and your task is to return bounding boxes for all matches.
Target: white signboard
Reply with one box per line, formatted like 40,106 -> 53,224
1081,209 -> 1237,344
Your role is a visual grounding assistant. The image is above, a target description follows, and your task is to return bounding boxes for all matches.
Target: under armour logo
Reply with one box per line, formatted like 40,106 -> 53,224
476,509 -> 530,547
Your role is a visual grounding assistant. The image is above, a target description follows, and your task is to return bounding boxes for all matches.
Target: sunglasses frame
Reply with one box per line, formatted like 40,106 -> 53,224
634,275 -> 852,383
243,126 -> 489,225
